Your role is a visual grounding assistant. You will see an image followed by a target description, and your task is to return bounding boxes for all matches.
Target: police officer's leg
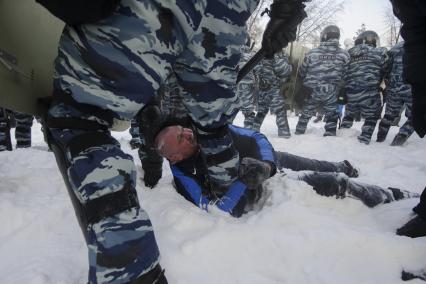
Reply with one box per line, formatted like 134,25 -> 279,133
276,151 -> 357,177
358,92 -> 382,144
14,111 -> 34,148
237,81 -> 256,129
271,89 -> 290,137
391,89 -> 415,146
295,95 -> 318,134
322,91 -> 339,136
253,91 -> 271,132
340,93 -> 359,129
46,127 -> 164,283
0,108 -> 12,151
377,91 -> 401,142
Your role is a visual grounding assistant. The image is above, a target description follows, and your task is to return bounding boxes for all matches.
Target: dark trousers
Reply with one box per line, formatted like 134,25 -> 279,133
275,151 -> 407,207
275,151 -> 344,173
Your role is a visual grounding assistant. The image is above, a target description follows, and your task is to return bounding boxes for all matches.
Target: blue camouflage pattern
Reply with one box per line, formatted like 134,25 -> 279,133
161,72 -> 187,118
295,39 -> 349,136
47,1 -> 260,282
0,108 -> 12,151
50,128 -> 160,284
377,41 -> 414,141
14,112 -> 34,148
236,45 -> 258,129
341,43 -> 388,144
0,109 -> 33,150
253,52 -> 292,137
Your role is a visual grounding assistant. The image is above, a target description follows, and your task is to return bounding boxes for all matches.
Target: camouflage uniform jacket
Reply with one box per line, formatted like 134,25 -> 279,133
299,39 -> 350,89
258,52 -> 293,91
385,41 -> 411,93
345,44 -> 388,93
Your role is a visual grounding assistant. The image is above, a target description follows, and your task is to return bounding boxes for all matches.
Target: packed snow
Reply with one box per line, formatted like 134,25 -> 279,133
1,113 -> 425,284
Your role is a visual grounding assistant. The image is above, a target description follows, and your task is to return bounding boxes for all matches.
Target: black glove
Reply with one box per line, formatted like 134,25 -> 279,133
139,104 -> 163,146
143,163 -> 163,188
137,103 -> 164,188
262,0 -> 308,58
239,157 -> 272,189
140,147 -> 163,188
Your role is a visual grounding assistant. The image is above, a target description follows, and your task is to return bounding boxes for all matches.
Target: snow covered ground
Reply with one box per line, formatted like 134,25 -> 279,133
1,113 -> 426,284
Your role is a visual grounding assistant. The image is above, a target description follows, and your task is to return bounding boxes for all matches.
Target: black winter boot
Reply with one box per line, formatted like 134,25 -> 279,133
401,270 -> 426,281
342,160 -> 359,178
390,134 -> 408,146
278,128 -> 291,138
129,264 -> 168,284
396,215 -> 426,238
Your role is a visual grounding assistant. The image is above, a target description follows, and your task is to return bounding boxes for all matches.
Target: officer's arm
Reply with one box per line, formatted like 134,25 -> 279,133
276,56 -> 293,82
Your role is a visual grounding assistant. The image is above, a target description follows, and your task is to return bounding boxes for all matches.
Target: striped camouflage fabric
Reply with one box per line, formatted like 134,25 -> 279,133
46,0 -> 259,283
254,51 -> 293,137
341,43 -> 388,144
377,41 -> 414,145
236,45 -> 259,129
296,39 -> 349,136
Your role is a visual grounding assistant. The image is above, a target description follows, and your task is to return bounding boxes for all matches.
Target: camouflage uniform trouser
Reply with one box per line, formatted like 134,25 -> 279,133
0,108 -> 12,151
253,88 -> 290,137
341,89 -> 382,144
0,109 -> 33,151
377,87 -> 414,140
295,85 -> 339,136
14,112 -> 33,148
46,1 -> 257,283
236,78 -> 257,129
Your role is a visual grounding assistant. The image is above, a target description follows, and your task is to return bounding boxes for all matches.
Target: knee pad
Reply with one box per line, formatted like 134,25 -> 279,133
49,130 -> 139,242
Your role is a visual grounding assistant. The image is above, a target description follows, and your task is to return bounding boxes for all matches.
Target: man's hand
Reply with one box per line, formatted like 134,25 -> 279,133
239,157 -> 272,189
262,0 -> 308,58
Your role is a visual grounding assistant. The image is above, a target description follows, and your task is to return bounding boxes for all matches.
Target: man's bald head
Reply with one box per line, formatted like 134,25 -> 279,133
154,125 -> 199,164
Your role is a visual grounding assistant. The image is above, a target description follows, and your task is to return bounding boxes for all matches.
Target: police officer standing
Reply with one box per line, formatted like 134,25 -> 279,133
295,25 -> 349,136
236,38 -> 259,129
377,41 -> 414,146
340,31 -> 388,144
253,51 -> 293,137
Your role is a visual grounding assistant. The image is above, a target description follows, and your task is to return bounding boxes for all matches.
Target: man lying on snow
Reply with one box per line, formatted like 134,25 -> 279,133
153,117 -> 418,217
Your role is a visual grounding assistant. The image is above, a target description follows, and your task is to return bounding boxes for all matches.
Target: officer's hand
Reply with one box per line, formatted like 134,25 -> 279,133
144,167 -> 162,188
239,157 -> 272,189
262,0 -> 307,58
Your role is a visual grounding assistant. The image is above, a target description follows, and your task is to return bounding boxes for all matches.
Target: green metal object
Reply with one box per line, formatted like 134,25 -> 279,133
0,0 -> 64,116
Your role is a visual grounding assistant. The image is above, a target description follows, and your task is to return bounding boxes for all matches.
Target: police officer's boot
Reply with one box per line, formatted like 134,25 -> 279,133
278,128 -> 291,138
377,119 -> 391,142
390,134 -> 409,146
253,112 -> 267,132
244,112 -> 256,129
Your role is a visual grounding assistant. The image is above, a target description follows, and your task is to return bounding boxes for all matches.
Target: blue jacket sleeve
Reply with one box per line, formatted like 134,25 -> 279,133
228,125 -> 277,176
171,165 -> 247,216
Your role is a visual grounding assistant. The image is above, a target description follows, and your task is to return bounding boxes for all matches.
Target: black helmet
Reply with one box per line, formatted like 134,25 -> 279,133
320,25 -> 340,42
356,30 -> 379,47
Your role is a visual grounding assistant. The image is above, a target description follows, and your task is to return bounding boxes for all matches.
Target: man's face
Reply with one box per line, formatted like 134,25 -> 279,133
154,125 -> 199,164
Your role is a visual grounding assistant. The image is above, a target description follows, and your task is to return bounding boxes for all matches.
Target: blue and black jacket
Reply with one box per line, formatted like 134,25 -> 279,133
170,125 -> 277,217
